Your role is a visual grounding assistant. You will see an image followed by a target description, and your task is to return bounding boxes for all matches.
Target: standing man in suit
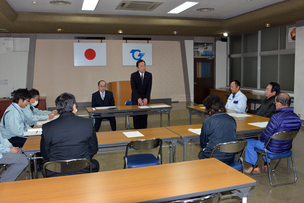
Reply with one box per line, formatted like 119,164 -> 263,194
91,80 -> 116,132
41,93 -> 99,177
130,59 -> 152,129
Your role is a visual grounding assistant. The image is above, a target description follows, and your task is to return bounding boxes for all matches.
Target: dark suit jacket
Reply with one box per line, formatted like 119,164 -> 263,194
91,90 -> 115,107
40,112 -> 98,163
130,71 -> 152,105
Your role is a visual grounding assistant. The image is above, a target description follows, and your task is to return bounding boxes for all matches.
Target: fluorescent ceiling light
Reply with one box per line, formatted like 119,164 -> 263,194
82,0 -> 99,11
168,1 -> 198,14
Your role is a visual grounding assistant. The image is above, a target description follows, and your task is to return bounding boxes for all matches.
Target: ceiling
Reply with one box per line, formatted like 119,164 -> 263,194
0,0 -> 304,36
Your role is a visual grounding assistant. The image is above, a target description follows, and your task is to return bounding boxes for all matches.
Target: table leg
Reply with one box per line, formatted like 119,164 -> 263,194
189,109 -> 192,124
168,110 -> 171,126
232,187 -> 251,203
160,111 -> 163,127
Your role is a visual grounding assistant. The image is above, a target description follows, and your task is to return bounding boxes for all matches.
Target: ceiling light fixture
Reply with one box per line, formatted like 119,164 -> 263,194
82,0 -> 99,11
173,31 -> 178,35
57,28 -> 62,32
265,23 -> 271,28
118,30 -> 123,34
223,32 -> 228,37
168,1 -> 199,14
50,1 -> 71,5
197,8 -> 214,12
32,1 -> 37,5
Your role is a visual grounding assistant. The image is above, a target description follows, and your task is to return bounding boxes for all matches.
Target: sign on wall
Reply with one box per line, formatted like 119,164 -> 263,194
74,43 -> 106,66
122,43 -> 152,66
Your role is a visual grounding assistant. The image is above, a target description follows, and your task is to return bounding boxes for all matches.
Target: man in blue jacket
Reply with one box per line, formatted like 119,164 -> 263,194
244,93 -> 301,174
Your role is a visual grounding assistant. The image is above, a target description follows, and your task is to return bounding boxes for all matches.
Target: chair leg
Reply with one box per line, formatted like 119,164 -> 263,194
271,158 -> 281,172
268,154 -> 297,187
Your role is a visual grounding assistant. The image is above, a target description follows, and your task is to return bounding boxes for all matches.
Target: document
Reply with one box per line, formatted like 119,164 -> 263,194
188,128 -> 201,135
138,106 -> 151,109
35,115 -> 59,126
228,113 -> 253,118
123,131 -> 145,138
149,104 -> 171,108
248,122 -> 268,128
24,128 -> 42,136
199,107 -> 205,109
95,106 -> 116,110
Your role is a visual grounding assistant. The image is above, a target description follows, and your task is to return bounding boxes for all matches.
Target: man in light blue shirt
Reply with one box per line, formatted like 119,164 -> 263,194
22,89 -> 57,127
0,89 -> 32,147
0,132 -> 28,182
225,80 -> 247,112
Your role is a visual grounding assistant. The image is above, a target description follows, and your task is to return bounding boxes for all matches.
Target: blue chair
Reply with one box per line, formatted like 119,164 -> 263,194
253,131 -> 298,187
125,100 -> 132,129
123,138 -> 162,169
210,140 -> 247,173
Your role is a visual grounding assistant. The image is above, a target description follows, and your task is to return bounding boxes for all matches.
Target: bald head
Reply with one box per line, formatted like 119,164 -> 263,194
275,93 -> 291,108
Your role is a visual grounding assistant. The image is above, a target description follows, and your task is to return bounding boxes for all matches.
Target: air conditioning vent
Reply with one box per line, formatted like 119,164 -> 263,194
116,1 -> 163,11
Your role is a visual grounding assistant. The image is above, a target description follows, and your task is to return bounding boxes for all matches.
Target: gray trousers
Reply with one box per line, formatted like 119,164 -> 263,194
0,153 -> 28,183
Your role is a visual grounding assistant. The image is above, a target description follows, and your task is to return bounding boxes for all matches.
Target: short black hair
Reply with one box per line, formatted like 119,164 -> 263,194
269,82 -> 280,95
232,80 -> 241,87
136,59 -> 146,67
55,93 -> 76,114
12,89 -> 31,103
276,93 -> 291,107
98,80 -> 106,86
203,93 -> 226,115
29,88 -> 40,98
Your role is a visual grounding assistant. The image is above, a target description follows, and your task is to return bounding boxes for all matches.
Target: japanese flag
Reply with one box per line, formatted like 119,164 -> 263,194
74,43 -> 107,66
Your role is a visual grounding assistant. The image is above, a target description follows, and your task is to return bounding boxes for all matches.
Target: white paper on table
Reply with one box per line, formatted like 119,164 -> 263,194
24,128 -> 42,136
123,131 -> 145,138
35,115 -> 59,125
228,113 -> 253,118
188,128 -> 201,135
95,106 -> 114,110
138,106 -> 151,109
248,122 -> 268,128
199,107 -> 205,109
149,104 -> 170,108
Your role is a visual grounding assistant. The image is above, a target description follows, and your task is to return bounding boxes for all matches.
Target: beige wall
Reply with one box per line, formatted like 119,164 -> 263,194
33,39 -> 186,107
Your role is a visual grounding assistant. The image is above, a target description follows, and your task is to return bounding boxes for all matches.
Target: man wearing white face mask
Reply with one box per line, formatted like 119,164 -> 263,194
22,89 -> 57,127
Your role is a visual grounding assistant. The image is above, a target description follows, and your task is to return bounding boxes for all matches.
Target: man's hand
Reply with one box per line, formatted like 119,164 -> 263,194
48,113 -> 55,119
143,98 -> 148,106
51,110 -> 57,115
10,146 -> 22,154
138,98 -> 143,106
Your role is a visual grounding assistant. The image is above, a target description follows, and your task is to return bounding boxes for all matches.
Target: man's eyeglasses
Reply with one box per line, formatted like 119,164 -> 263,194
99,85 -> 106,87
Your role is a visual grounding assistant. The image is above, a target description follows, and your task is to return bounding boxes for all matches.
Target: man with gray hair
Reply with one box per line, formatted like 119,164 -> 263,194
244,93 -> 301,174
40,93 -> 99,177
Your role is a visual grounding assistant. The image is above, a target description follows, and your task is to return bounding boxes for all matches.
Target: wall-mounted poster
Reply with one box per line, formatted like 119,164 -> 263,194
288,27 -> 296,43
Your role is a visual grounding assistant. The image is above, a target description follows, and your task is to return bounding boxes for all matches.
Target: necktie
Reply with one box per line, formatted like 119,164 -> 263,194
141,74 -> 144,84
102,93 -> 105,100
232,93 -> 236,98
30,106 -> 34,113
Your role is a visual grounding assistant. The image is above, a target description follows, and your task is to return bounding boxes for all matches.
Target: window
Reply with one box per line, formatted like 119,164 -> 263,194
228,25 -> 295,91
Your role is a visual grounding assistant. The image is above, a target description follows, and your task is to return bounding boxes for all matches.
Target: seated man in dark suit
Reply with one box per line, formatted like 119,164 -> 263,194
40,93 -> 99,177
91,80 -> 116,132
255,82 -> 280,118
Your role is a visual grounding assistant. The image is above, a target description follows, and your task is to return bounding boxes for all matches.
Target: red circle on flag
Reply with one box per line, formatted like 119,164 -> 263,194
84,49 -> 96,60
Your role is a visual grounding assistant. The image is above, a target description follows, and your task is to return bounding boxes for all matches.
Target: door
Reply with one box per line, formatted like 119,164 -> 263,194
194,58 -> 214,104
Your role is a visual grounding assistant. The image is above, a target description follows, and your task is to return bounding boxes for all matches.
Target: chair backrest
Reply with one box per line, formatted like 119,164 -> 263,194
125,100 -> 132,105
271,131 -> 299,141
171,193 -> 221,203
210,140 -> 247,157
264,130 -> 299,148
43,158 -> 92,178
128,138 -> 162,150
125,138 -> 162,160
